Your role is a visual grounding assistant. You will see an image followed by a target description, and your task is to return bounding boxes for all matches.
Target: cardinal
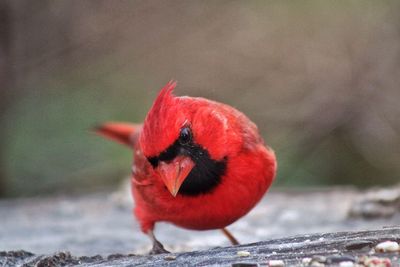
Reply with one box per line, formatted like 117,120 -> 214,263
95,81 -> 277,254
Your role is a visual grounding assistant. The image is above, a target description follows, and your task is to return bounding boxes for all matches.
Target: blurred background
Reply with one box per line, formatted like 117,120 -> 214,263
1,1 -> 399,198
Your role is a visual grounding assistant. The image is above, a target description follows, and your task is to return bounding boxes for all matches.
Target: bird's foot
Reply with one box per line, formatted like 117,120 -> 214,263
149,239 -> 170,255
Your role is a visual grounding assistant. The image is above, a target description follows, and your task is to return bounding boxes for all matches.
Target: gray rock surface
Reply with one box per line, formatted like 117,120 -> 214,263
0,184 -> 399,257
349,186 -> 400,219
1,228 -> 400,266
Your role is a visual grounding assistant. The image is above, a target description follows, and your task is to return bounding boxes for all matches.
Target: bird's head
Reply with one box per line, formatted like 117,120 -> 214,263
140,81 -> 245,197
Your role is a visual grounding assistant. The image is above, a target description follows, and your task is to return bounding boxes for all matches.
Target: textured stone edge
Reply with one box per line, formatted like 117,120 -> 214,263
1,227 -> 399,267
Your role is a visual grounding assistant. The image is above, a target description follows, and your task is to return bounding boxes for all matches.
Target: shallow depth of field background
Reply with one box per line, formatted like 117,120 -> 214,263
1,1 -> 399,197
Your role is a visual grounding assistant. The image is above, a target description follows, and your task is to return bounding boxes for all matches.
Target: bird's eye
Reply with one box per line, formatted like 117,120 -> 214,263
179,127 -> 192,145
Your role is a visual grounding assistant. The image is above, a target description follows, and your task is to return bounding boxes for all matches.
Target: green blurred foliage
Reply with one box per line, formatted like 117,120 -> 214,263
4,78 -> 148,195
1,0 -> 400,197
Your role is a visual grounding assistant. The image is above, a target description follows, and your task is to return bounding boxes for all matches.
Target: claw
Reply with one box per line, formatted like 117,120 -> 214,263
149,240 -> 170,255
147,230 -> 170,255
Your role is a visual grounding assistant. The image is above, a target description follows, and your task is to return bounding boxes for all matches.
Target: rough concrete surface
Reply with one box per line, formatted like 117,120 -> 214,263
0,184 -> 399,266
1,228 -> 400,266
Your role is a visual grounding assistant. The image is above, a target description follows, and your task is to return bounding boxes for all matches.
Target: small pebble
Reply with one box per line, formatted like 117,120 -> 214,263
164,255 -> 176,261
231,263 -> 258,267
237,251 -> 251,257
339,261 -> 354,267
268,259 -> 285,267
311,255 -> 327,263
359,256 -> 392,267
301,257 -> 312,265
309,262 -> 325,267
375,241 -> 400,253
368,248 -> 376,255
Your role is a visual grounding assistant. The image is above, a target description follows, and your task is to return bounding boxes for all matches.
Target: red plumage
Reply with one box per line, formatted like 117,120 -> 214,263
96,81 -> 276,253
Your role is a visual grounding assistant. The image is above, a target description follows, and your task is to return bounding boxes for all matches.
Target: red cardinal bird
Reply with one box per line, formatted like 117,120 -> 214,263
95,81 -> 276,254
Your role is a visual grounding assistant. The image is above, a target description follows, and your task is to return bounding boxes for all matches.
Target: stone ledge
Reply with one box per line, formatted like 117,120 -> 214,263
1,227 -> 399,266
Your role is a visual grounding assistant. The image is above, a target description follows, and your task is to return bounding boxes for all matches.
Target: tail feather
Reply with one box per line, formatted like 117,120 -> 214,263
94,122 -> 141,147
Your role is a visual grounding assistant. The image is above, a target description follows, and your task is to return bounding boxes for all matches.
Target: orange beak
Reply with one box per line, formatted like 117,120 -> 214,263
156,155 -> 195,197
